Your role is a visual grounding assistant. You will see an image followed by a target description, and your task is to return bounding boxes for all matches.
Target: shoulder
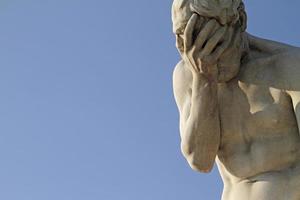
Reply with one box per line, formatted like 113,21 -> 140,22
274,48 -> 300,91
173,60 -> 192,91
240,35 -> 300,91
247,34 -> 297,53
172,60 -> 193,107
275,48 -> 300,68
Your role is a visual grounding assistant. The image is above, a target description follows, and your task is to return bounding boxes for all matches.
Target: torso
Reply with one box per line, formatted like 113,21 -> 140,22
215,52 -> 300,200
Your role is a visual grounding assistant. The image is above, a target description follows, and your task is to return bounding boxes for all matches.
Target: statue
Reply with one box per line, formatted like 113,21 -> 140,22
172,0 -> 300,199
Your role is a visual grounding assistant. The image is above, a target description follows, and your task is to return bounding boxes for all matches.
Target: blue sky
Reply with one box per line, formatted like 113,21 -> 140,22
0,0 -> 299,200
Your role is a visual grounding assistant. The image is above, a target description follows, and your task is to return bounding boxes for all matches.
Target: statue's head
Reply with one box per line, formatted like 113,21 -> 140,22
172,0 -> 246,34
172,0 -> 248,82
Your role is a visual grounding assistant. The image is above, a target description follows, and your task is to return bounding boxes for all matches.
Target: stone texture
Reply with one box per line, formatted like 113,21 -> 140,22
172,0 -> 300,199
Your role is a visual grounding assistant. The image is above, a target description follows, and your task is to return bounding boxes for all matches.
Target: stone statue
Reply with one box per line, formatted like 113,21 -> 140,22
172,0 -> 300,199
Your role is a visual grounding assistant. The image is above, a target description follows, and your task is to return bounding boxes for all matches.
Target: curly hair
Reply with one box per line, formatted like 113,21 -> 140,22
172,0 -> 246,34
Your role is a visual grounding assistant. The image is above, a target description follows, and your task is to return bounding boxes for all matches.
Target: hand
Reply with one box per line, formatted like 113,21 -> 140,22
178,14 -> 233,81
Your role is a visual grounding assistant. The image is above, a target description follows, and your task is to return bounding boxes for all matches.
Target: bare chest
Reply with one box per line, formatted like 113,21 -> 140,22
218,82 -> 298,146
216,81 -> 300,177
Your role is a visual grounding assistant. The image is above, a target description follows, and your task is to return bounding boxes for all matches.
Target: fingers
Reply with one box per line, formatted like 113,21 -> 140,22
193,16 -> 206,38
183,14 -> 198,51
208,21 -> 221,38
205,27 -> 234,62
194,19 -> 218,51
201,26 -> 227,56
181,15 -> 240,76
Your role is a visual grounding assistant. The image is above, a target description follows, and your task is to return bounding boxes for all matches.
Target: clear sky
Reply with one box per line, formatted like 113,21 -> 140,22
0,0 -> 300,200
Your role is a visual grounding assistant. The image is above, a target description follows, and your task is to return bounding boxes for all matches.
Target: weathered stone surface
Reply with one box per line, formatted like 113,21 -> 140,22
172,1 -> 300,199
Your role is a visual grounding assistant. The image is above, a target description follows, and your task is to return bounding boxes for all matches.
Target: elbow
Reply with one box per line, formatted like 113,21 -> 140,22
181,144 -> 214,173
187,158 -> 213,173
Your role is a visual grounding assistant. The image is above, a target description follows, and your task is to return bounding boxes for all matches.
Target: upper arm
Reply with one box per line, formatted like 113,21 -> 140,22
173,61 -> 192,137
278,49 -> 300,90
247,34 -> 297,54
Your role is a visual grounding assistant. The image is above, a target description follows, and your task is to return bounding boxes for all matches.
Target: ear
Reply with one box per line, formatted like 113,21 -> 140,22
238,4 -> 247,32
239,9 -> 247,32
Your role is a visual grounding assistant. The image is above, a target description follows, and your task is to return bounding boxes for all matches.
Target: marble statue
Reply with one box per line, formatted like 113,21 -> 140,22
172,0 -> 300,199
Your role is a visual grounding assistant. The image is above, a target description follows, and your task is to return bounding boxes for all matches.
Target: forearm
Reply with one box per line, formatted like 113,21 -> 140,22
181,74 -> 220,172
174,15 -> 228,172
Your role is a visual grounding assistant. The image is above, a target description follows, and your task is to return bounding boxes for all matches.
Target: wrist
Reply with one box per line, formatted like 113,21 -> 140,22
192,72 -> 217,86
